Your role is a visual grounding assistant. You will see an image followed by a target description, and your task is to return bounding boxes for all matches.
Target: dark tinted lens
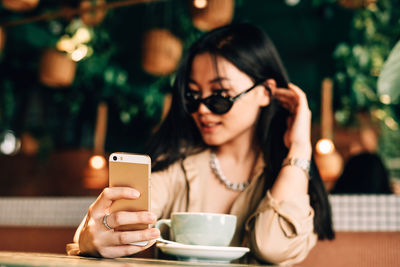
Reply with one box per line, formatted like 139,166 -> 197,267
205,95 -> 232,114
185,95 -> 199,113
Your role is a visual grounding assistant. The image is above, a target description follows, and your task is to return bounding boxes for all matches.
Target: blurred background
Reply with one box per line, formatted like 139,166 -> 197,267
0,0 -> 399,196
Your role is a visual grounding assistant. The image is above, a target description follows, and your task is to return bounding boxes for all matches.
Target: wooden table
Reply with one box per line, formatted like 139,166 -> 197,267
0,251 -> 263,267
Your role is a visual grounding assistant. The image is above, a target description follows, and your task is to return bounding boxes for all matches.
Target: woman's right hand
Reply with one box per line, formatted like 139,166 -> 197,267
78,187 -> 160,258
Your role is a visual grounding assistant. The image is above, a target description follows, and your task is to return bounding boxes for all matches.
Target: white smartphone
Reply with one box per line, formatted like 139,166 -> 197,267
109,152 -> 151,246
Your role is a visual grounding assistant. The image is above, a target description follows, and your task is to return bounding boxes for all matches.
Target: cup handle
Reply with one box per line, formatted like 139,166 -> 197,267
154,219 -> 171,243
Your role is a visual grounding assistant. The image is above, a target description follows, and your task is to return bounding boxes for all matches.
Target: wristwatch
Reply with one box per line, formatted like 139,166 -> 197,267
281,157 -> 311,179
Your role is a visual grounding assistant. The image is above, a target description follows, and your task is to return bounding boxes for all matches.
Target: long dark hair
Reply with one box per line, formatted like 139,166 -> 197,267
147,23 -> 334,240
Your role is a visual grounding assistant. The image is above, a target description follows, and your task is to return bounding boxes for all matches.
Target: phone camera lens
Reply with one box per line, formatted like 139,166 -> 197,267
113,156 -> 117,161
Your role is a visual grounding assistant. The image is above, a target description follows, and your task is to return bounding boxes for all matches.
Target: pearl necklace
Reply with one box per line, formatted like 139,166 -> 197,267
209,151 -> 250,192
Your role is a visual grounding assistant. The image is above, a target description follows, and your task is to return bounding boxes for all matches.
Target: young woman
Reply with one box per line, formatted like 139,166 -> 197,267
72,23 -> 334,265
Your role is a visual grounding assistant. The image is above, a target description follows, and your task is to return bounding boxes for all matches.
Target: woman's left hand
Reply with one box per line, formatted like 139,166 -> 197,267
269,82 -> 312,156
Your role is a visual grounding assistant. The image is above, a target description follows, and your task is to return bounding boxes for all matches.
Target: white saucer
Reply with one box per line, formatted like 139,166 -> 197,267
156,242 -> 250,263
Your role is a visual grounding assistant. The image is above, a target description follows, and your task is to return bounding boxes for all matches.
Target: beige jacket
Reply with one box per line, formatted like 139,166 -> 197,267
152,149 -> 317,265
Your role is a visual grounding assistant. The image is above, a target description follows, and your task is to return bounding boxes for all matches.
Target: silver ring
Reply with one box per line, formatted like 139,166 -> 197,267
103,214 -> 113,230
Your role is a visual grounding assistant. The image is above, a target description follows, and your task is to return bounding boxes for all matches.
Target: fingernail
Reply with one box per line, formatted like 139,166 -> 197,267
132,190 -> 140,198
149,213 -> 156,221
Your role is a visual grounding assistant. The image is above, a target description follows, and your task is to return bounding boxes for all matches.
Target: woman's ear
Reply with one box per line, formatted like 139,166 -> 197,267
265,79 -> 277,93
258,79 -> 276,107
258,86 -> 271,107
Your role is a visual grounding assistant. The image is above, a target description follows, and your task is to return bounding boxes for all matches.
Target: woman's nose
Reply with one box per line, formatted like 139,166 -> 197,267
197,102 -> 212,114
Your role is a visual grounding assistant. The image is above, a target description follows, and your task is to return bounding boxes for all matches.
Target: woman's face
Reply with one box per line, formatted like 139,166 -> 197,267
188,53 -> 270,147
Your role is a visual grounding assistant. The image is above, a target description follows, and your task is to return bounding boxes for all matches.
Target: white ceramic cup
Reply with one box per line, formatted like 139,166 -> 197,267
155,212 -> 237,247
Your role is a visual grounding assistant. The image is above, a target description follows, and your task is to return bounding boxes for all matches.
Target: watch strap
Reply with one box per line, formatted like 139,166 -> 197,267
281,157 -> 311,179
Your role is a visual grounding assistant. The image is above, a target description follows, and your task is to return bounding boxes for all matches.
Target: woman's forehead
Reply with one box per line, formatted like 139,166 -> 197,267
190,53 -> 243,82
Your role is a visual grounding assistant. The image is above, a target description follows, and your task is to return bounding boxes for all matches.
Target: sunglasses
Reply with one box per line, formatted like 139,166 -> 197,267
185,82 -> 262,115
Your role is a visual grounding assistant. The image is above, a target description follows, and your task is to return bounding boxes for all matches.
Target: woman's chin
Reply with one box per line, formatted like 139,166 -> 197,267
202,136 -> 223,146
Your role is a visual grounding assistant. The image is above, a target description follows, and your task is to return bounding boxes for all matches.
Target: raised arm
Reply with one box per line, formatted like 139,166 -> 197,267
247,82 -> 317,265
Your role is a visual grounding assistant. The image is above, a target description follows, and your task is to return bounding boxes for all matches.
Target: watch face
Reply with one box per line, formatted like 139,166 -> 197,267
282,157 -> 311,179
294,158 -> 311,172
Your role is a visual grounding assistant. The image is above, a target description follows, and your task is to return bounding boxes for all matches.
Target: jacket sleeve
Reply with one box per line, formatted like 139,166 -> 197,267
245,190 -> 317,265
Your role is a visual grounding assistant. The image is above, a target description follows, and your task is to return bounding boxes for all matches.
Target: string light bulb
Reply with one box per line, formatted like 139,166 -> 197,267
379,94 -> 391,105
316,138 -> 335,155
89,155 -> 106,170
285,0 -> 301,6
71,44 -> 88,62
56,36 -> 75,53
73,27 -> 91,44
0,131 -> 21,155
193,0 -> 208,9
384,117 -> 398,130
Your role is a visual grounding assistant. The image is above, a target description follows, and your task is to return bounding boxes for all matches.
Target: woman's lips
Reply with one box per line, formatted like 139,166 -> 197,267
200,121 -> 221,133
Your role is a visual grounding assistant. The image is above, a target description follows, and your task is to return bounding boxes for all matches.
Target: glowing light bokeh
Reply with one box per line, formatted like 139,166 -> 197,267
380,94 -> 391,105
385,117 -> 398,130
74,27 -> 91,43
71,45 -> 88,62
0,131 -> 20,155
56,37 -> 75,53
285,0 -> 301,6
316,139 -> 335,155
193,0 -> 208,9
90,155 -> 106,170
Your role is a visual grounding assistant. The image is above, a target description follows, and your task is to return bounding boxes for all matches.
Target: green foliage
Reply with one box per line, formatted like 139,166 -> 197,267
331,0 -> 400,178
0,0 -> 201,153
2,0 -> 397,158
332,0 -> 400,128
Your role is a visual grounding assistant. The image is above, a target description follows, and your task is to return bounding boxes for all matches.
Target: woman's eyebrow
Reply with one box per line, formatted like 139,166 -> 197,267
188,79 -> 199,88
188,77 -> 229,85
209,77 -> 229,84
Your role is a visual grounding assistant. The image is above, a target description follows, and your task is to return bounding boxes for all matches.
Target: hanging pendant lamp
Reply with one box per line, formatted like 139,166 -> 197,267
39,49 -> 77,88
80,0 -> 107,26
1,0 -> 39,12
142,28 -> 183,76
190,0 -> 234,31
